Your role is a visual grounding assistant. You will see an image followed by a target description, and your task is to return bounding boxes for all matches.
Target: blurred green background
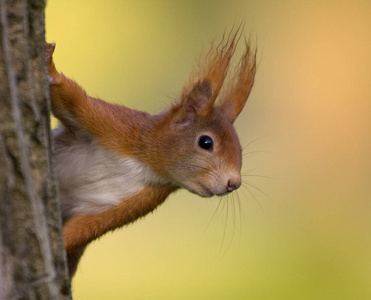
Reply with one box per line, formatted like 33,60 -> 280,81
46,1 -> 371,299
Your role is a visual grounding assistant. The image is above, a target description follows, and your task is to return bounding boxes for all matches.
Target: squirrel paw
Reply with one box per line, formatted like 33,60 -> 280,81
45,42 -> 56,62
45,42 -> 60,84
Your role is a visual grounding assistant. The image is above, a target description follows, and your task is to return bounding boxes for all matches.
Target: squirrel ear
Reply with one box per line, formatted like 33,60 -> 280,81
175,80 -> 213,126
218,44 -> 256,123
184,80 -> 213,113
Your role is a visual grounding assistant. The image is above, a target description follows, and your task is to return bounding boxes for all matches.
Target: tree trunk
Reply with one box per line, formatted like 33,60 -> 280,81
0,0 -> 71,299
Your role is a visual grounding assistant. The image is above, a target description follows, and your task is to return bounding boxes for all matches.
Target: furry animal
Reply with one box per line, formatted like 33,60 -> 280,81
46,28 -> 256,277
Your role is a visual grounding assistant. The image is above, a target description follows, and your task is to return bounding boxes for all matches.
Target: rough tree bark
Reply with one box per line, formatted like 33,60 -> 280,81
0,0 -> 71,299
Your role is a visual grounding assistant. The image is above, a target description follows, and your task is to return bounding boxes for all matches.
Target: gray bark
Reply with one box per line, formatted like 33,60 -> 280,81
0,0 -> 71,299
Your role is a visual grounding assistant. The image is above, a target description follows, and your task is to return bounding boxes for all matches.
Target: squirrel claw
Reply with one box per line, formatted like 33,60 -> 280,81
46,42 -> 56,55
45,42 -> 56,62
45,42 -> 60,84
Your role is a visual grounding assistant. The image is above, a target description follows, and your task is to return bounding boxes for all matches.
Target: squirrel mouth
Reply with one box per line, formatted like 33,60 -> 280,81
198,186 -> 214,197
185,181 -> 235,198
197,185 -> 234,198
185,183 -> 214,198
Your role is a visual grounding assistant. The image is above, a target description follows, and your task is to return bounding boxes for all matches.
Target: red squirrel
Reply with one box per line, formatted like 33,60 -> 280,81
46,29 -> 256,278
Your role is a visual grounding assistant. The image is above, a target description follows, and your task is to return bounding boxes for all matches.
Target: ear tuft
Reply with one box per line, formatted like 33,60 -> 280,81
181,25 -> 243,110
177,26 -> 256,125
218,41 -> 257,123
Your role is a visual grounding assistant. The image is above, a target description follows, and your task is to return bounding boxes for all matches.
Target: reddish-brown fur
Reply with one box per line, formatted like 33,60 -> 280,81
63,184 -> 175,252
46,28 -> 256,278
63,184 -> 176,275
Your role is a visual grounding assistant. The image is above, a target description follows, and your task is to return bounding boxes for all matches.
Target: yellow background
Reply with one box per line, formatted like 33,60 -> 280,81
46,1 -> 371,299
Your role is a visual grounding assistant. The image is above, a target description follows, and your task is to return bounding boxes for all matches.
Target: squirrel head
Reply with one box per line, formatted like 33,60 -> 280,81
146,29 -> 257,197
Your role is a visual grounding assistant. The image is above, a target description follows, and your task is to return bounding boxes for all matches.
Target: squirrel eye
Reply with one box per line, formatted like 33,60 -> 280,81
198,135 -> 213,151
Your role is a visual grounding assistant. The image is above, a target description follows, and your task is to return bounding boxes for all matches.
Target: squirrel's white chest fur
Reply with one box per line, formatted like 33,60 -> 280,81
53,128 -> 165,219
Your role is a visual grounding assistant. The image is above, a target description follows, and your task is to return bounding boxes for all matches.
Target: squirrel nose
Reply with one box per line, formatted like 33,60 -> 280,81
226,178 -> 241,192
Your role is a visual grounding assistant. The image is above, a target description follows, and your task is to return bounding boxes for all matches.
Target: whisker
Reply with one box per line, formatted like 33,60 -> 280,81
204,196 -> 224,234
219,193 -> 243,257
240,183 -> 264,212
187,163 -> 219,178
223,196 -> 236,257
231,194 -> 237,244
235,191 -> 246,229
241,135 -> 270,152
244,180 -> 273,202
231,192 -> 242,241
241,174 -> 276,180
219,196 -> 229,256
242,150 -> 270,159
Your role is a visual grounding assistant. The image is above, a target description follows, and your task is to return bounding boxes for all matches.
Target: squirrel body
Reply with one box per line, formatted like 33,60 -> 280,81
46,29 -> 256,277
54,127 -> 169,220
